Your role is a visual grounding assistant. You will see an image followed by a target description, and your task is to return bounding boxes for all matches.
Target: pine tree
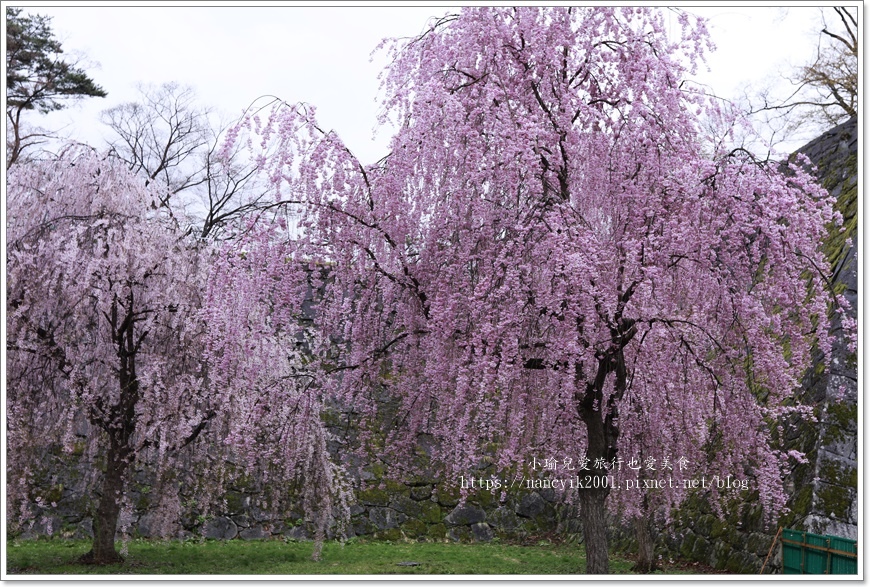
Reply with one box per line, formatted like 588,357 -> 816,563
6,7 -> 107,165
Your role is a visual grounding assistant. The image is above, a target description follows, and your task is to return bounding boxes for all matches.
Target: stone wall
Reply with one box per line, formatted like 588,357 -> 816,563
17,444 -> 580,546
792,116 -> 858,540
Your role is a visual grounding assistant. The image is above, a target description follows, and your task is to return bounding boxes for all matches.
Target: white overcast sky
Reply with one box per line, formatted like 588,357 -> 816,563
8,2 -> 861,164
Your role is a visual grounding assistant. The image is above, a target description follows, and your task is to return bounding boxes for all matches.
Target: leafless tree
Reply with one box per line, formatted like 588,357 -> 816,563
745,6 -> 857,147
197,125 -> 272,239
101,83 -> 209,203
101,82 -> 275,239
794,6 -> 857,124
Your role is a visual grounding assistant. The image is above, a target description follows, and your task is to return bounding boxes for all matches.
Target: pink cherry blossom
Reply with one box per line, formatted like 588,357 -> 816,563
214,7 -> 843,573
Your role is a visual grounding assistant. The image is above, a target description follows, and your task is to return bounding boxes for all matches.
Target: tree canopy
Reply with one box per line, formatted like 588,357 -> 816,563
216,7 -> 846,573
5,146 -> 345,563
6,7 -> 107,165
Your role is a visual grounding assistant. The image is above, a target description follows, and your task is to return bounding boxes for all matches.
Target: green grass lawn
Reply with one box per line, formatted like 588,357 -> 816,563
5,537 -> 705,576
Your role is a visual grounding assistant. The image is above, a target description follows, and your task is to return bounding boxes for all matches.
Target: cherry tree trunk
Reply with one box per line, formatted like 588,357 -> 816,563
79,439 -> 129,564
575,349 -> 627,574
579,487 -> 610,574
632,515 -> 657,573
80,304 -> 140,565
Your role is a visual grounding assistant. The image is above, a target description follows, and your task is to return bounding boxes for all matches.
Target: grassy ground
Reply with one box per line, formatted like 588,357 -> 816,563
5,537 -> 711,576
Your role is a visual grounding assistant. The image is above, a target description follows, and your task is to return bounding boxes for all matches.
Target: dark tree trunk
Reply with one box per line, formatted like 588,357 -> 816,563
578,487 -> 610,573
576,392 -> 615,574
7,107 -> 23,167
632,515 -> 658,573
80,296 -> 140,564
79,439 -> 129,564
573,334 -> 633,574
